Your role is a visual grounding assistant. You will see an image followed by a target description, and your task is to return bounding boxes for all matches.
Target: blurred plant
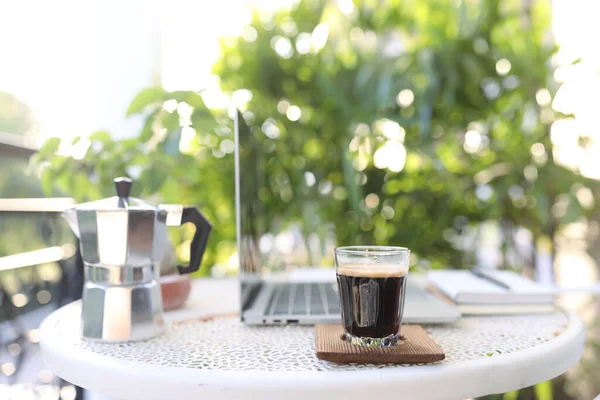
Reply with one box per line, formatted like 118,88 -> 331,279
0,91 -> 36,135
34,0 -> 600,274
0,91 -> 43,199
32,90 -> 233,275
0,91 -> 55,257
213,0 -> 600,269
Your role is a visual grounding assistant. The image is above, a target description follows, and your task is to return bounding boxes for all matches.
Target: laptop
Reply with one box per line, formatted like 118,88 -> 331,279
234,110 -> 460,325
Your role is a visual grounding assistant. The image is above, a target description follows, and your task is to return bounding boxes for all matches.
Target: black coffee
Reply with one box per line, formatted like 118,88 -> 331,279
336,266 -> 407,339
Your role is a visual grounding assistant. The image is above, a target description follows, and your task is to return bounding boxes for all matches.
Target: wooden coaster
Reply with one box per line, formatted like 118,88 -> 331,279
315,324 -> 445,364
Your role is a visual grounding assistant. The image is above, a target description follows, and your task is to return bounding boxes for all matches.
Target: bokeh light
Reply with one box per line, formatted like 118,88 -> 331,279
495,58 -> 511,75
1,363 -> 16,377
311,23 -> 329,52
163,99 -> 178,113
374,141 -> 406,172
39,369 -> 54,384
365,193 -> 380,208
295,32 -> 312,54
531,143 -> 546,158
379,119 -> 405,141
536,88 -> 552,106
60,385 -> 77,400
271,36 -> 294,59
336,0 -> 354,15
381,206 -> 395,220
463,130 -> 482,154
304,171 -> 316,187
70,137 -> 91,160
11,293 -> 27,307
261,119 -> 281,139
28,328 -> 40,343
36,289 -> 52,304
243,26 -> 258,42
277,99 -> 291,114
286,105 -> 301,121
396,89 -> 414,107
7,343 -> 21,357
524,165 -> 538,181
475,185 -> 494,202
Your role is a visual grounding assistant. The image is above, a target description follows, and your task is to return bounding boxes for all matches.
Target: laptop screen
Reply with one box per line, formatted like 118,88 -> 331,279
235,110 -> 264,279
235,109 -> 337,282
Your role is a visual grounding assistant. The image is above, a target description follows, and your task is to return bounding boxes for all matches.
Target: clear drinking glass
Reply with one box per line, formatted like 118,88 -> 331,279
334,246 -> 411,347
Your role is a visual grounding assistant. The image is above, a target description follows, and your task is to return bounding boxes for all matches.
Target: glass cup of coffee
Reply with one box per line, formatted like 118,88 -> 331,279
334,246 -> 410,347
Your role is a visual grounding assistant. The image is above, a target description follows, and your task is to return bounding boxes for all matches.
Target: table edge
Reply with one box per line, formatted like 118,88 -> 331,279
40,303 -> 586,400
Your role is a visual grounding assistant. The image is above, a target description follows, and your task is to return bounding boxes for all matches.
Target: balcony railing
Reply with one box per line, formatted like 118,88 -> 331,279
0,133 -> 84,399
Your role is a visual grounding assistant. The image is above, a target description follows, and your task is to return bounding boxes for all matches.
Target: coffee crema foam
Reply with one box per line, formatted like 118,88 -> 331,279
337,263 -> 409,278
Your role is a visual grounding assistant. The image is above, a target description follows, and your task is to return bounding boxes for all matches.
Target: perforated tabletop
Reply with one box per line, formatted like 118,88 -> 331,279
40,278 -> 586,400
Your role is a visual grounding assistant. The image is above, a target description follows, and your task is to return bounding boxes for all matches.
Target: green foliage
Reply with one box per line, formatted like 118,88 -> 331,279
533,380 -> 553,400
212,0 -> 600,268
502,390 -> 519,400
34,0 -> 600,273
0,91 -> 36,135
34,87 -> 233,275
0,91 -> 70,258
0,90 -> 45,199
126,87 -> 170,117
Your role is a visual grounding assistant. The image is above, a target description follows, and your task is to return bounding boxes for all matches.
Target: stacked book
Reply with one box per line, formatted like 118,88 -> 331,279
428,270 -> 555,316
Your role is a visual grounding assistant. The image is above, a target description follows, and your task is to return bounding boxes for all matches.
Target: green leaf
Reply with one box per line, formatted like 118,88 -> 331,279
126,87 -> 166,117
184,92 -> 207,109
168,91 -> 193,102
41,168 -> 53,195
192,113 -> 219,133
142,165 -> 169,195
534,188 -> 550,230
502,390 -> 519,400
562,193 -> 584,225
89,130 -> 112,143
342,152 -> 361,214
163,112 -> 180,131
40,137 -> 61,155
74,173 -> 97,201
139,111 -> 158,142
168,91 -> 207,110
570,57 -> 582,65
27,153 -> 41,169
534,380 -> 552,400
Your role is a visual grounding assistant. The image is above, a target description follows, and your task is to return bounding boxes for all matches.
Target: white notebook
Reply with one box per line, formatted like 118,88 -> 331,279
457,304 -> 556,315
428,270 -> 554,304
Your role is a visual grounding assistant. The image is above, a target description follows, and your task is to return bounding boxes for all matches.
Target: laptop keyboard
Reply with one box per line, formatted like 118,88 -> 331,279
267,283 -> 340,316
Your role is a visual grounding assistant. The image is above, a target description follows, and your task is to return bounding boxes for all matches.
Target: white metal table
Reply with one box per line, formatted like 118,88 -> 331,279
40,278 -> 586,400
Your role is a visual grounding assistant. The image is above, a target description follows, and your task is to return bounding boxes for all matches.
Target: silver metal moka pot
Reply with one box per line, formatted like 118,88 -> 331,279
62,177 -> 212,342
